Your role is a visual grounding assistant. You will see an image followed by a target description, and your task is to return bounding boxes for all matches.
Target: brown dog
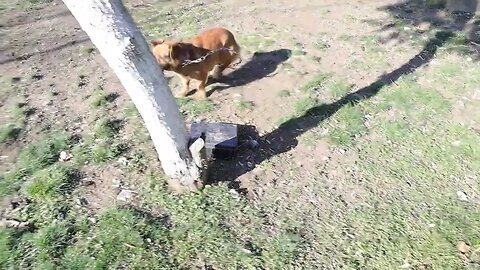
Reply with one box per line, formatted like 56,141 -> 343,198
151,28 -> 240,100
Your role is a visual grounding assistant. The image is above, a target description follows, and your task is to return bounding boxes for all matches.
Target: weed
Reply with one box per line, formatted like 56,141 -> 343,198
328,79 -> 353,98
93,117 -> 122,139
360,35 -> 384,54
0,124 -> 21,143
34,222 -> 73,262
294,97 -> 319,116
91,141 -> 128,163
90,87 -> 117,108
124,103 -> 140,118
81,47 -> 95,54
292,49 -> 307,56
0,133 -> 69,198
177,98 -> 215,118
0,229 -> 12,268
299,132 -> 318,147
278,90 -> 291,98
338,34 -> 354,41
25,164 -> 78,201
313,41 -> 330,50
237,100 -> 255,111
301,73 -> 331,93
282,62 -> 294,70
127,151 -> 149,173
327,104 -> 366,146
238,34 -> 275,51
61,208 -> 174,269
380,75 -> 450,120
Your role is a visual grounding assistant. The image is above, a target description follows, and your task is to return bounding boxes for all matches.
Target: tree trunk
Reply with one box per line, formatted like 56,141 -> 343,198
62,0 -> 203,191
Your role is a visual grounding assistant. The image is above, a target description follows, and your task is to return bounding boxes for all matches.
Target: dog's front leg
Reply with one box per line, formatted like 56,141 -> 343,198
196,76 -> 208,100
176,76 -> 190,97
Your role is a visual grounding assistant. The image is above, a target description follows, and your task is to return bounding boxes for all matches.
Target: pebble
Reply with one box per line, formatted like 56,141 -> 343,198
117,190 -> 134,202
457,191 -> 468,202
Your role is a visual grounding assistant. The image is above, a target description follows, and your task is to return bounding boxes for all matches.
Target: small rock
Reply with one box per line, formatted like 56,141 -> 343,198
472,90 -> 480,100
242,248 -> 252,254
457,241 -> 470,253
117,190 -> 134,202
59,151 -> 73,162
457,191 -> 468,202
43,100 -> 53,106
451,140 -> 461,147
417,22 -> 431,32
117,157 -> 129,166
78,198 -> 88,207
88,217 -> 97,224
111,178 -> 121,188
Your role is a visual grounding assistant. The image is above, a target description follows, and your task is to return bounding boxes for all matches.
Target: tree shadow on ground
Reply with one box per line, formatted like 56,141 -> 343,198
208,1 -> 479,189
0,38 -> 90,65
375,0 -> 479,57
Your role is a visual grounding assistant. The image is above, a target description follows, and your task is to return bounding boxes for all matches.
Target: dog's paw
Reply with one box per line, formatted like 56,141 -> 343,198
195,92 -> 207,100
175,92 -> 187,98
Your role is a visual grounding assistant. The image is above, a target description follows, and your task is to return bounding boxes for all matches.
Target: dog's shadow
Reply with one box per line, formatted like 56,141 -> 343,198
207,49 -> 292,95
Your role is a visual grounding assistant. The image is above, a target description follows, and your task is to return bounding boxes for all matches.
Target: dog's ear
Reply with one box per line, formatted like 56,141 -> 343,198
169,43 -> 191,63
150,39 -> 164,46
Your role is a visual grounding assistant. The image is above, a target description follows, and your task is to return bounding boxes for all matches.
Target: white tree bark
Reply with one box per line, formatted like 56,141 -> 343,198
62,0 -> 202,190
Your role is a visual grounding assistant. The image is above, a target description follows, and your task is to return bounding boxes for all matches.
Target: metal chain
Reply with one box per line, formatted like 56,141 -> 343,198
181,48 -> 239,67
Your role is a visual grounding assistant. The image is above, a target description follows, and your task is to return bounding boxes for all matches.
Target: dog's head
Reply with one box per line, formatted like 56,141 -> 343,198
151,39 -> 192,71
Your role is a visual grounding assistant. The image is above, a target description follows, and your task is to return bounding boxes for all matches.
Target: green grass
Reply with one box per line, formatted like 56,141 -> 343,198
0,124 -> 21,143
294,96 -> 319,116
123,103 -> 140,118
360,35 -> 385,54
277,89 -> 291,98
25,164 -> 78,201
80,46 -> 95,55
313,40 -> 330,50
90,87 -> 113,108
237,100 -> 255,111
237,34 -> 275,51
1,133 -> 69,198
328,79 -> 353,98
93,117 -> 122,139
2,1 -> 480,269
379,75 -> 450,120
327,103 -> 366,146
301,73 -> 331,93
133,2 -> 215,39
338,34 -> 355,41
0,230 -> 12,268
177,98 -> 215,118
